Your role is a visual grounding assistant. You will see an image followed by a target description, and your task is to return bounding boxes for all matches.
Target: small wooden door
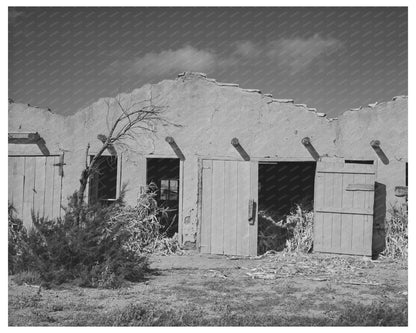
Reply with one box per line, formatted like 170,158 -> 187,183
8,155 -> 63,229
314,161 -> 375,256
200,159 -> 258,256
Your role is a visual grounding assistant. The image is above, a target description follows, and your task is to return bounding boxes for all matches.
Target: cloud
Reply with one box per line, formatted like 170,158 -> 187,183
232,41 -> 261,58
107,35 -> 344,78
228,36 -> 344,74
112,46 -> 217,77
267,35 -> 345,74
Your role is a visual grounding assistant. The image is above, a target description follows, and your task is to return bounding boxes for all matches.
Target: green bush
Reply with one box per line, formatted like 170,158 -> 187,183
9,188 -> 169,288
8,203 -> 30,274
12,270 -> 42,286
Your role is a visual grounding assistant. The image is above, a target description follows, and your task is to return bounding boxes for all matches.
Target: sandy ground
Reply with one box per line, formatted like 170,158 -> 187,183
8,252 -> 408,326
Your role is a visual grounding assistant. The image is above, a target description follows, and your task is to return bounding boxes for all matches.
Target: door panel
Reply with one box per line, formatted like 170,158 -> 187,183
314,161 -> 375,256
200,159 -> 258,256
8,155 -> 63,228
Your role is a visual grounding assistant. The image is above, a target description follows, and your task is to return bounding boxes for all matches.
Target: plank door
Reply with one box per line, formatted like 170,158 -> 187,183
200,159 -> 258,256
8,155 -> 63,229
314,161 -> 375,256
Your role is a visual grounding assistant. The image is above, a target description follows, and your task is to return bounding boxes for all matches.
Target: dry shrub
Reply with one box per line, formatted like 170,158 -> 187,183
258,211 -> 290,254
8,203 -> 31,274
257,205 -> 314,254
284,205 -> 314,253
382,203 -> 408,260
9,186 -> 182,288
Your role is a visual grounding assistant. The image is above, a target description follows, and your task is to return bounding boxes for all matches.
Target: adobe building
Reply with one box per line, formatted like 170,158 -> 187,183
8,72 -> 408,257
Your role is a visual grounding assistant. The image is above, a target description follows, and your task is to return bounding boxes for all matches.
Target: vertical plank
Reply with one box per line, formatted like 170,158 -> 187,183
352,172 -> 366,253
43,156 -> 55,219
322,213 -> 333,251
33,157 -> 46,219
340,172 -> 354,253
333,172 -> 343,209
362,215 -> 372,256
314,172 -> 325,211
364,173 -> 375,211
211,160 -> 225,254
14,158 -> 25,218
363,173 -> 375,255
314,211 -> 324,252
22,156 -> 36,229
325,171 -> 334,251
352,214 -> 364,254
223,161 -> 238,255
249,161 -> 258,256
8,158 -> 15,204
323,171 -> 334,209
52,156 -> 63,219
340,214 -> 353,253
237,162 -> 250,256
200,160 -> 212,254
331,213 -> 342,252
331,170 -> 343,252
313,167 -> 324,252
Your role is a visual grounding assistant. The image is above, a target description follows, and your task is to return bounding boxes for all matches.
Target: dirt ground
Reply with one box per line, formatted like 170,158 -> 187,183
8,251 -> 408,326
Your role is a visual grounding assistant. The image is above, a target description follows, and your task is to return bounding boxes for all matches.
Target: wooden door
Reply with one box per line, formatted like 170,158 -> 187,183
8,155 -> 63,229
314,161 -> 375,256
200,159 -> 258,256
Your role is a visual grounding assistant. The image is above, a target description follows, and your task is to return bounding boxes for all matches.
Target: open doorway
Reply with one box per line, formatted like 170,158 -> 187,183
146,158 -> 180,237
88,155 -> 118,206
258,161 -> 316,254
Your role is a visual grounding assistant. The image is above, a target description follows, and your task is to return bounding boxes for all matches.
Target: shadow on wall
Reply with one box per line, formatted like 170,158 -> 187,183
372,182 -> 386,258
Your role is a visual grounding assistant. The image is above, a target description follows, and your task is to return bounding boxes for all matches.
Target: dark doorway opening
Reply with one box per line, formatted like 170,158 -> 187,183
89,155 -> 118,205
257,161 -> 316,254
146,158 -> 180,237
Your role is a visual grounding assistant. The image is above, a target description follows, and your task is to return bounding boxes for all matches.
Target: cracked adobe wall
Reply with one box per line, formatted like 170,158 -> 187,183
8,73 -> 407,247
336,96 -> 407,205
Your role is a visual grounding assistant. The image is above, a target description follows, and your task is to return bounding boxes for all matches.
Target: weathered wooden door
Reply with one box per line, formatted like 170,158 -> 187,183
314,161 -> 375,256
200,159 -> 258,256
8,155 -> 63,229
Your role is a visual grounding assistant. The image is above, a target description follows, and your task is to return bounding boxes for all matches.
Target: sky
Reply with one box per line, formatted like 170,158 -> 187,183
8,7 -> 408,117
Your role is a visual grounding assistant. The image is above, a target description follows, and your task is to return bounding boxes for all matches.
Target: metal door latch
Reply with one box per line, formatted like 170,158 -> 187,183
248,199 -> 256,225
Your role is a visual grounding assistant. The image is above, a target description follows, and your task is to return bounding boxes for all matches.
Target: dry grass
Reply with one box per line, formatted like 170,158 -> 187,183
258,205 -> 313,254
381,203 -> 408,260
94,299 -> 408,326
284,205 -> 314,253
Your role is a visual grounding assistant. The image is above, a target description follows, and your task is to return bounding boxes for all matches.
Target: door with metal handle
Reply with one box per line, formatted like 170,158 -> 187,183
248,199 -> 256,225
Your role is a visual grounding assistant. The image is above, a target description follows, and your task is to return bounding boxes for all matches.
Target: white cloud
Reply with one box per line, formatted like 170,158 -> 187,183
232,41 -> 261,58
108,35 -> 344,78
117,46 -> 217,77
267,35 -> 344,74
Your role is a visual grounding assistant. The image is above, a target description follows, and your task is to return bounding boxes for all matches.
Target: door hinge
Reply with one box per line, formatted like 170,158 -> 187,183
53,155 -> 66,177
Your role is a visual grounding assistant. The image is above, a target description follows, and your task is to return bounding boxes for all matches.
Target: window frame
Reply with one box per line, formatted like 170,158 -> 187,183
87,153 -> 122,204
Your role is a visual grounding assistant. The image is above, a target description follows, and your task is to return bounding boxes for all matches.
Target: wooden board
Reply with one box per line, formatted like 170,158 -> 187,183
223,161 -> 238,255
200,159 -> 213,254
314,160 -> 375,256
8,155 -> 63,228
200,159 -> 258,256
211,160 -> 225,254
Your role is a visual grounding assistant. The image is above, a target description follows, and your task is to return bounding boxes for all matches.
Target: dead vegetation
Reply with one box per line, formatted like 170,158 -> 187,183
9,186 -> 184,289
381,203 -> 408,260
258,205 -> 313,254
8,252 -> 408,326
245,251 -> 390,286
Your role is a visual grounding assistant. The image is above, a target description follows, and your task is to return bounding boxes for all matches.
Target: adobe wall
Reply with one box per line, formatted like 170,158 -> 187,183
8,72 -> 407,247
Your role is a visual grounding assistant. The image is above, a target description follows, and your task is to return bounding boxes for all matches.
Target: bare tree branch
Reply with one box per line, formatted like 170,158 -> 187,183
76,99 -> 168,209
